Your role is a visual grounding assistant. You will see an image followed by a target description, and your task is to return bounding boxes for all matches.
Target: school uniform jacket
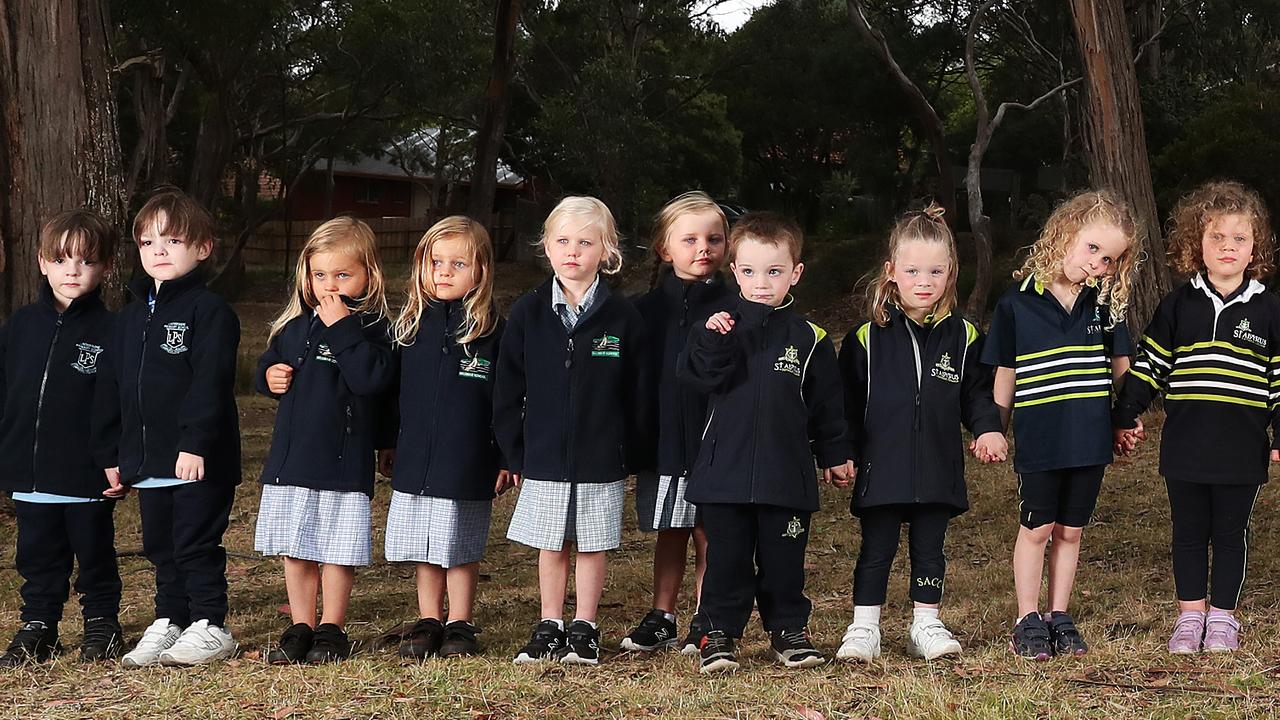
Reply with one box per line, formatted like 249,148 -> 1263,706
256,306 -> 394,497
0,286 -> 116,497
92,270 -> 241,486
678,296 -> 850,512
633,271 -> 734,478
493,277 -> 654,483
1114,274 -> 1280,485
838,307 -> 1002,516
384,300 -> 504,500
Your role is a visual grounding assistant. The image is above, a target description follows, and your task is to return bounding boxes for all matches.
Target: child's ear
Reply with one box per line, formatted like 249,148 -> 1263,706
883,260 -> 894,283
195,239 -> 214,262
656,243 -> 673,263
791,262 -> 805,286
37,256 -> 50,277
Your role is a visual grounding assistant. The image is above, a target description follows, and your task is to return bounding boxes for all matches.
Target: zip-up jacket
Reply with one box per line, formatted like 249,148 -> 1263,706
839,307 -> 1001,516
633,271 -> 734,477
256,305 -> 394,497
384,300 -> 505,500
493,277 -> 653,483
0,286 -> 116,497
1114,274 -> 1280,485
678,296 -> 850,511
91,270 -> 241,485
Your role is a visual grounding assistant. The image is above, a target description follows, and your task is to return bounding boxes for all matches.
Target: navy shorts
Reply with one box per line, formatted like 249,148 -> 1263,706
1016,465 -> 1105,529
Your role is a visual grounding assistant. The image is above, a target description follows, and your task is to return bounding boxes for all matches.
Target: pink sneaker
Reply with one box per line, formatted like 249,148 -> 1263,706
1167,611 -> 1204,654
1203,611 -> 1241,653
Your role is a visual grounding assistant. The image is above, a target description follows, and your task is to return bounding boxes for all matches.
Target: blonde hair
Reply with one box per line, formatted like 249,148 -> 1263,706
393,215 -> 498,347
651,191 -> 729,260
1166,180 -> 1274,279
866,203 -> 957,326
727,212 -> 803,263
541,196 -> 623,275
1013,189 -> 1139,327
268,217 -> 389,341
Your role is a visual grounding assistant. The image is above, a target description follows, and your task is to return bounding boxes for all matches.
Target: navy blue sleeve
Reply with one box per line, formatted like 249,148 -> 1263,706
493,304 -> 527,475
177,300 -> 240,458
623,309 -> 656,471
981,295 -> 1016,367
255,325 -> 289,399
837,326 -> 868,464
91,316 -> 123,469
374,346 -> 401,451
1105,310 -> 1135,357
322,314 -> 395,397
960,326 -> 1003,437
805,333 -> 851,469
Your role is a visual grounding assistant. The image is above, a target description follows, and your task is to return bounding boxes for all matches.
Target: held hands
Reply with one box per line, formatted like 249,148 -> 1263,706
317,294 -> 351,327
705,311 -> 735,335
495,471 -> 520,495
265,363 -> 294,394
1272,450 -> 1280,464
175,452 -> 205,481
822,460 -> 856,489
1113,418 -> 1145,456
378,449 -> 395,478
103,467 -> 129,498
970,431 -> 1008,463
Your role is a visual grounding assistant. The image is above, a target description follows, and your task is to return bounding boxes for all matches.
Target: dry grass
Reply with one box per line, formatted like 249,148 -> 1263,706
1,264 -> 1278,719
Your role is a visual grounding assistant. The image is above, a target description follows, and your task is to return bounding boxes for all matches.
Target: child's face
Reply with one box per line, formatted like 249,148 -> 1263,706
430,236 -> 479,301
1060,222 -> 1128,285
309,250 -> 368,303
660,210 -> 726,282
731,238 -> 803,307
544,217 -> 605,284
888,240 -> 951,316
138,213 -> 212,284
1200,212 -> 1254,282
38,250 -> 105,310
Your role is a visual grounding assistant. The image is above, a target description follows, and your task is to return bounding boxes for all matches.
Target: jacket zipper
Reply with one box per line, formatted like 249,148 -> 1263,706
31,314 -> 64,489
563,334 -> 575,481
905,321 -> 924,502
423,314 -> 450,493
748,314 -> 769,502
137,304 -> 154,471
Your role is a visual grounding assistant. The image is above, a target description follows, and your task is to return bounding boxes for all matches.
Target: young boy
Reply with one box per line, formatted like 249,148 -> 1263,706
0,210 -> 123,666
92,189 -> 242,667
678,212 -> 853,673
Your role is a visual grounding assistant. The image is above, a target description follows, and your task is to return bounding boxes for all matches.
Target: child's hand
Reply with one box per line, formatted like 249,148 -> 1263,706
317,294 -> 350,327
971,431 -> 1008,463
103,467 -> 129,498
1271,449 -> 1280,464
175,452 -> 205,481
1113,419 -> 1144,456
265,363 -> 294,394
495,469 -> 515,495
377,449 -> 395,477
705,311 -> 735,335
823,460 -> 855,488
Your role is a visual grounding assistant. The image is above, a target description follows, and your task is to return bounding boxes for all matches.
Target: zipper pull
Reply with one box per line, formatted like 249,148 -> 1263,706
565,337 -> 575,368
914,393 -> 921,430
345,405 -> 353,434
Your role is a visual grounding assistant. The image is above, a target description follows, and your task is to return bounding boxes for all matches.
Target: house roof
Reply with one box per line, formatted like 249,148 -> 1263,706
316,128 -> 523,187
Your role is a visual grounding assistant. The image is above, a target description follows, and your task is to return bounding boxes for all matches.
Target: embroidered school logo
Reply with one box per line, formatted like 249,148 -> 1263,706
160,322 -> 189,354
458,355 -> 492,380
773,345 -> 802,377
314,343 -> 337,364
1234,317 -> 1266,348
1087,306 -> 1103,335
591,333 -> 621,358
930,352 -> 960,384
70,343 -> 103,375
782,517 -> 806,539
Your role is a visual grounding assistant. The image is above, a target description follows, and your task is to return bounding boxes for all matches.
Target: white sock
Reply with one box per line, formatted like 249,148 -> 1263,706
572,618 -> 598,630
661,611 -> 676,623
541,618 -> 564,631
912,607 -> 940,624
853,605 -> 881,627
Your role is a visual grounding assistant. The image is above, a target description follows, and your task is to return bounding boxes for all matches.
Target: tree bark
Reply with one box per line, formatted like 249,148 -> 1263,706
467,0 -> 522,227
0,0 -> 126,317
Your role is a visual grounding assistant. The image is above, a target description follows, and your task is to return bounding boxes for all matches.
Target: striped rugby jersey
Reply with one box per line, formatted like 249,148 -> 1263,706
982,276 -> 1133,473
1113,274 -> 1280,485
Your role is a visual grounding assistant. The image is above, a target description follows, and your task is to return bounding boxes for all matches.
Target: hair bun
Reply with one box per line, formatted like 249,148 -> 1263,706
922,202 -> 946,222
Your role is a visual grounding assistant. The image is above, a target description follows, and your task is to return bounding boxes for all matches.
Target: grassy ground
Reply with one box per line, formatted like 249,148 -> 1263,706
1,262 -> 1279,719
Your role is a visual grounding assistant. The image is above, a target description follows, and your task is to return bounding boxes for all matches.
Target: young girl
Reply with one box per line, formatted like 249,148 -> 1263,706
378,216 -> 507,659
836,204 -> 1007,663
1113,181 -> 1277,654
254,217 -> 394,664
982,190 -> 1139,660
494,196 -> 652,665
621,192 -> 732,655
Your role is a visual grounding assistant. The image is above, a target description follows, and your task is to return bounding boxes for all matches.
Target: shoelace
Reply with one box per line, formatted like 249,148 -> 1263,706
81,621 -> 118,646
777,629 -> 810,648
702,633 -> 732,652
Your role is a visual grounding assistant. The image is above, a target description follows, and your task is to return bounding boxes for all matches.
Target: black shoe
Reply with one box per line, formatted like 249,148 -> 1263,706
770,627 -> 825,668
79,617 -> 124,662
619,609 -> 678,652
267,623 -> 314,665
398,618 -> 444,660
698,630 -> 738,673
304,623 -> 350,663
439,621 -> 481,657
680,617 -> 705,655
0,621 -> 60,668
1010,612 -> 1054,661
1047,611 -> 1089,656
512,621 -> 566,664
560,620 -> 600,665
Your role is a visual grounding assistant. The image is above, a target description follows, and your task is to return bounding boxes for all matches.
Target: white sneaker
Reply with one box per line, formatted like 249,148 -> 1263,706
158,620 -> 237,666
906,617 -> 962,660
836,621 -> 881,663
121,618 -> 183,668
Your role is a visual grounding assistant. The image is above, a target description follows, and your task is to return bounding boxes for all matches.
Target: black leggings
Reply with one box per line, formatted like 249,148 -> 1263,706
853,504 -> 951,606
1165,477 -> 1261,611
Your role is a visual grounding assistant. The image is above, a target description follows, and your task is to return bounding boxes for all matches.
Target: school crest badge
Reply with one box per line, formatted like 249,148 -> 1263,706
1235,317 -> 1266,348
773,345 -> 802,377
160,322 -> 189,354
591,333 -> 621,358
315,343 -> 337,364
459,355 -> 492,380
782,516 -> 806,539
71,343 -> 103,375
930,351 -> 960,383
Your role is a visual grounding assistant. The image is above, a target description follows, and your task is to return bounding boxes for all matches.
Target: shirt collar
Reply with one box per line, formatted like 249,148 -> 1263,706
1191,272 -> 1264,304
552,274 -> 601,313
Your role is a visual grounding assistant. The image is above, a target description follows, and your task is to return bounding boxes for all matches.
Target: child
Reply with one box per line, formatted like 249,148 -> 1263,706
494,196 -> 653,665
378,216 -> 506,659
621,192 -> 733,655
982,189 -> 1138,660
836,204 -> 1007,663
92,188 -> 242,667
255,217 -> 393,664
0,211 -> 122,666
1113,181 -> 1278,654
679,212 -> 853,673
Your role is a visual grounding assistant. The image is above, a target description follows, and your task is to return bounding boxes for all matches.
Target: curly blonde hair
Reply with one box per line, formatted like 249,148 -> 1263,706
866,202 -> 957,326
1166,180 -> 1274,279
1013,189 -> 1139,328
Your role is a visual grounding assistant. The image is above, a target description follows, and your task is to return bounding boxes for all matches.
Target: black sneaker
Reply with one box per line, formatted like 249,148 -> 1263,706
305,623 -> 351,663
698,630 -> 738,674
398,618 -> 444,660
619,609 -> 678,652
560,620 -> 601,665
267,623 -> 314,665
438,621 -> 481,657
79,617 -> 124,662
0,621 -> 60,668
512,621 -> 566,664
770,627 -> 826,669
1047,611 -> 1089,656
1010,612 -> 1054,661
680,617 -> 705,655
